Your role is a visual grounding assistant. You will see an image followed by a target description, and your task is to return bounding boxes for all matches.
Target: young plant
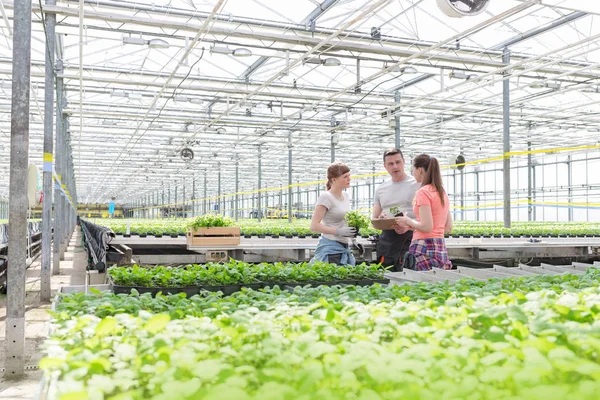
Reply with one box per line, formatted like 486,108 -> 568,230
188,214 -> 234,230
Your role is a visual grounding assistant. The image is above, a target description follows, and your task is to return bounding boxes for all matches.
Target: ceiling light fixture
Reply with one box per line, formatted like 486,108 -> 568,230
449,70 -> 478,80
530,80 -> 561,90
232,48 -> 252,57
110,89 -> 126,98
127,92 -> 142,100
210,44 -> 232,55
304,57 -> 322,65
323,57 -> 341,67
581,85 -> 600,94
386,64 -> 418,74
148,39 -> 169,49
189,98 -> 203,104
122,34 -> 170,48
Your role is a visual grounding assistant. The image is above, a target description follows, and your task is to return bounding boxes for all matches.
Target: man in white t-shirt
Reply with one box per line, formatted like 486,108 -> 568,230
373,148 -> 420,271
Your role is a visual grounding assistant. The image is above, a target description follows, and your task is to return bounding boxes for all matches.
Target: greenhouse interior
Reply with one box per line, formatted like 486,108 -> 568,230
1,0 -> 600,398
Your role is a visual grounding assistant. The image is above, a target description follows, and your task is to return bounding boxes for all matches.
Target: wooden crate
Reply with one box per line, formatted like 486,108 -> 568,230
186,226 -> 241,247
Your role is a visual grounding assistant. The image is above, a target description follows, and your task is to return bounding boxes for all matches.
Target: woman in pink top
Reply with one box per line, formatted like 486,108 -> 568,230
395,154 -> 453,271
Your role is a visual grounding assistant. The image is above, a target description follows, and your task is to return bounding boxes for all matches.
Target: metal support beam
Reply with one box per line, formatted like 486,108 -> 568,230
235,158 -> 239,221
217,162 -> 221,215
460,170 -> 465,221
567,155 -> 573,221
288,132 -> 293,223
53,58 -> 63,275
502,47 -> 511,229
257,146 -> 262,222
394,91 -> 401,148
41,0 -> 56,302
475,170 -> 480,221
527,141 -> 532,221
5,0 -> 32,378
492,12 -> 586,50
330,133 -> 335,163
203,172 -> 207,214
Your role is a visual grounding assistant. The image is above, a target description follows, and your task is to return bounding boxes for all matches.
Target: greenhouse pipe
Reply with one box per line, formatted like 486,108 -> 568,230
53,63 -> 62,273
192,178 -> 196,218
288,132 -> 292,224
46,1 -> 595,73
218,162 -> 221,215
567,155 -> 573,222
394,91 -> 400,149
492,12 -> 586,50
503,47 -> 511,229
41,0 -> 56,302
460,170 -> 465,221
330,134 -> 335,163
527,142 -> 532,222
203,173 -> 207,215
5,0 -> 31,378
235,159 -> 239,222
475,171 -> 480,221
258,146 -> 262,223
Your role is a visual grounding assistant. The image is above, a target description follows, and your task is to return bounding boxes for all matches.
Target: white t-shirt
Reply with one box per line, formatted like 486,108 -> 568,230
315,191 -> 350,244
374,176 -> 420,219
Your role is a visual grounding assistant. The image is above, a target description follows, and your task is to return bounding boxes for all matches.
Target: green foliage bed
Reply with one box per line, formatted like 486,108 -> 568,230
42,269 -> 600,399
107,261 -> 385,288
90,218 -> 600,238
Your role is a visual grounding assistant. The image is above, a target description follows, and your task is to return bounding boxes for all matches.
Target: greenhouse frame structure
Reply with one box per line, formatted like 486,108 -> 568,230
3,0 -> 600,377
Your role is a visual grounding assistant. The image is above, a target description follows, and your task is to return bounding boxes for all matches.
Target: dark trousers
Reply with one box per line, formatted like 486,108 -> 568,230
376,230 -> 413,272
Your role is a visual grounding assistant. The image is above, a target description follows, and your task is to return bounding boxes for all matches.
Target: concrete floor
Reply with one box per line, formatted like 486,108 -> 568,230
0,228 -> 87,399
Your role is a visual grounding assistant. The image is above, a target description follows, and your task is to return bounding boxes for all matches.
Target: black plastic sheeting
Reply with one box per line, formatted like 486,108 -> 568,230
79,218 -> 115,272
0,221 -> 41,246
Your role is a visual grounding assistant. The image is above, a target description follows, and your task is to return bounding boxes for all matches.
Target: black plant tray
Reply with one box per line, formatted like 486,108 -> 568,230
110,277 -> 389,297
111,283 -> 200,297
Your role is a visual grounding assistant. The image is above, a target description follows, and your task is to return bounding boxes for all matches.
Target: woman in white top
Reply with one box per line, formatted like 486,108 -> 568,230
309,162 -> 356,266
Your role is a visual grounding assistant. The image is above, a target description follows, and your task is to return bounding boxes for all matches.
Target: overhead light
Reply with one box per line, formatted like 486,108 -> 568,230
530,80 -> 561,90
122,35 -> 146,45
148,39 -> 169,49
174,95 -> 188,102
449,70 -> 478,80
216,127 -> 227,134
386,64 -> 418,74
581,85 -> 600,93
254,102 -> 268,109
398,66 -> 418,74
323,57 -> 341,67
110,89 -> 126,98
127,92 -> 142,100
189,98 -> 203,104
210,44 -> 232,55
123,35 -> 169,49
304,57 -> 323,65
233,48 -> 252,57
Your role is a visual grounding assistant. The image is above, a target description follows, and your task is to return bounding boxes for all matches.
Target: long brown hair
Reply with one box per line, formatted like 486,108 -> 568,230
413,154 -> 445,206
326,162 -> 350,190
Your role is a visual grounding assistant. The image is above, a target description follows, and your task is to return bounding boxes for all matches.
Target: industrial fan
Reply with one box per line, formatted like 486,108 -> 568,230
180,147 -> 194,162
437,0 -> 490,18
449,155 -> 466,171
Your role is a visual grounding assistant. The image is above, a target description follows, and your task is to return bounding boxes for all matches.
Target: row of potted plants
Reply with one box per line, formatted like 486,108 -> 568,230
107,261 -> 388,296
90,217 -> 600,238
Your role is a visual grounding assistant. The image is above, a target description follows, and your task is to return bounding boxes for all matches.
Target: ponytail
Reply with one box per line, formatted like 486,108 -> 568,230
326,180 -> 332,190
413,154 -> 446,206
